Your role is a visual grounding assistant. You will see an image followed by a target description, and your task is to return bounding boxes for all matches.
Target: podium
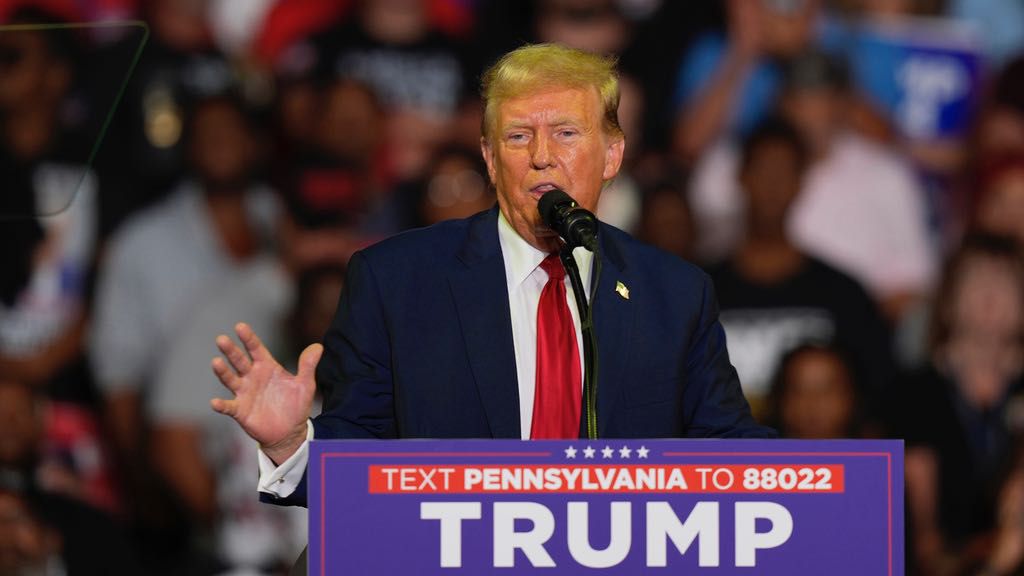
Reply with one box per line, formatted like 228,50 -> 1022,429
306,439 -> 903,575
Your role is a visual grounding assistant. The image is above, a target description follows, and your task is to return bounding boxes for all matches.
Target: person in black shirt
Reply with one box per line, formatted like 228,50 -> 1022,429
898,234 -> 1024,575
295,0 -> 472,184
706,116 -> 893,423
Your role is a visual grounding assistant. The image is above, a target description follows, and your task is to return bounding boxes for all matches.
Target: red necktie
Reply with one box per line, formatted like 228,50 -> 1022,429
531,254 -> 582,439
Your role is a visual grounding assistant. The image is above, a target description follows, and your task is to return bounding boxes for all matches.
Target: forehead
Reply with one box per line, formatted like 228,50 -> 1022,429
496,86 -> 601,128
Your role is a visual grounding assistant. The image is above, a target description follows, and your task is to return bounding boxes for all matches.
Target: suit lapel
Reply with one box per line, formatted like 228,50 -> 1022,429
448,207 -> 521,439
591,227 -> 635,436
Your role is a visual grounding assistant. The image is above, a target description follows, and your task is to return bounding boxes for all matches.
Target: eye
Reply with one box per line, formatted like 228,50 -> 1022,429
558,129 -> 578,138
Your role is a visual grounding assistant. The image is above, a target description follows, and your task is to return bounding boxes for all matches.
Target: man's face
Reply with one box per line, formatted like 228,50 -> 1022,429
781,89 -> 843,154
481,86 -> 624,252
190,100 -> 254,191
741,139 -> 803,232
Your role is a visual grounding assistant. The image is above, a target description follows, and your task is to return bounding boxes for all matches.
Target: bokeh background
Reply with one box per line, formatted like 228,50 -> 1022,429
2,0 -> 1024,574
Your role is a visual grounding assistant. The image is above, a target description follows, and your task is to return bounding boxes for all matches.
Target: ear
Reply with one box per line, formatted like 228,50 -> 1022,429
601,135 -> 626,181
480,136 -> 498,186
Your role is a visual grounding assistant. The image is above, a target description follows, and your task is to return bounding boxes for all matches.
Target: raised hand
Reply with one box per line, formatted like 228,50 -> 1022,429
210,322 -> 322,465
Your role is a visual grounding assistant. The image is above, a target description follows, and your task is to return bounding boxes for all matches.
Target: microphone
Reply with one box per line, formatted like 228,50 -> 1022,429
538,189 -> 599,252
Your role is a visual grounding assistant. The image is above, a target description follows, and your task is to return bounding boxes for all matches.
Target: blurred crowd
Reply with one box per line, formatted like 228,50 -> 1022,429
1,0 -> 1023,574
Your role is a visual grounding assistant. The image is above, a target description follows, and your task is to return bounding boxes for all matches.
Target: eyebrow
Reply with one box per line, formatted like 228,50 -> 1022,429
503,118 -> 585,131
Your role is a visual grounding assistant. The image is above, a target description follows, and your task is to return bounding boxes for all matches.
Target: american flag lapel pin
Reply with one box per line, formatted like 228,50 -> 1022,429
615,281 -> 629,300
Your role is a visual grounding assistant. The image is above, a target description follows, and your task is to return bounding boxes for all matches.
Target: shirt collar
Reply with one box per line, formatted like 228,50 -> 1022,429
498,210 -> 546,288
497,210 -> 594,296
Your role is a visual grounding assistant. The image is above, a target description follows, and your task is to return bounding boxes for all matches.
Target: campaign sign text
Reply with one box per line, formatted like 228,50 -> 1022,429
308,439 -> 903,575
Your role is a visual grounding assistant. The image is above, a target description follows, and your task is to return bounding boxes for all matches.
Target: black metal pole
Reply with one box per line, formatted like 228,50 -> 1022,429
559,246 -> 600,440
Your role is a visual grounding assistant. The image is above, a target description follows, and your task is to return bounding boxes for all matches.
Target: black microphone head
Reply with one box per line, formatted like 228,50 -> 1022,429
538,189 -> 574,227
537,189 -> 599,251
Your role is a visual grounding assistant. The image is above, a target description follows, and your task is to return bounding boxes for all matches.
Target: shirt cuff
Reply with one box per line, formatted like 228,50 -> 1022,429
257,420 -> 314,498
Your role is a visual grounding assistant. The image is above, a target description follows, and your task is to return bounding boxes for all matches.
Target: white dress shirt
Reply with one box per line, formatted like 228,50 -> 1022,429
258,211 -> 592,498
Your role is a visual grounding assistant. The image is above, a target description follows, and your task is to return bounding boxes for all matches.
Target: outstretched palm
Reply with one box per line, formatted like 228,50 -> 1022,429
210,322 -> 322,464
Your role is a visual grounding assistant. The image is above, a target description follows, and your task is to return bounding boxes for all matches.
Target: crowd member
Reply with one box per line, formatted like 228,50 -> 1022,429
0,379 -> 140,574
146,257 -> 351,574
768,344 -> 864,439
935,53 -> 1024,246
91,0 -> 237,232
289,77 -> 393,226
898,234 -> 1024,575
253,0 -> 475,68
0,13 -> 118,516
88,92 -> 279,572
403,146 -> 494,228
672,0 -> 820,164
91,91 -> 276,458
288,264 -> 347,367
974,153 -> 1024,249
692,51 -> 936,319
288,0 -> 472,182
636,179 -> 695,262
533,0 -> 632,57
705,116 -> 893,419
279,77 -> 397,270
975,55 -> 1024,163
149,258 -> 304,574
608,3 -> 721,153
0,13 -> 94,398
898,55 -> 1024,368
0,483 -> 140,574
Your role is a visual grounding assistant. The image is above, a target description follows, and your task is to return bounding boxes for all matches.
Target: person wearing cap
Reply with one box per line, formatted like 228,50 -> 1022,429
209,43 -> 772,508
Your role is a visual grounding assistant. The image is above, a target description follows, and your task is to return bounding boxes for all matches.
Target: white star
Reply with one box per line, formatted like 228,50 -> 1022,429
564,446 -> 577,459
618,446 -> 632,459
583,446 -> 596,459
636,446 -> 650,459
601,445 -> 614,459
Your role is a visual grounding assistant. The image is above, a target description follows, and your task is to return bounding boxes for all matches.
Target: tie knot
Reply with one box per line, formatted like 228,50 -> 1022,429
540,254 -> 565,280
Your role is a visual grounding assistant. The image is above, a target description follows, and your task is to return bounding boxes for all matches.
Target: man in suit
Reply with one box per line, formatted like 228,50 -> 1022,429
211,44 -> 771,508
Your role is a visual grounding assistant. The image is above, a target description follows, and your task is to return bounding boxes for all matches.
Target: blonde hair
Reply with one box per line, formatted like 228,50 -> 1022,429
480,43 -> 623,142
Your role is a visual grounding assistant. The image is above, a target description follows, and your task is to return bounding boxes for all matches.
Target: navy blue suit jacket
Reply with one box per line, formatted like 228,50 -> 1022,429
264,207 -> 771,506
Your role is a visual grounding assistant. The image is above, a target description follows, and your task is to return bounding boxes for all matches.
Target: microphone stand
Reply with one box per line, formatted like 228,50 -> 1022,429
559,244 -> 601,440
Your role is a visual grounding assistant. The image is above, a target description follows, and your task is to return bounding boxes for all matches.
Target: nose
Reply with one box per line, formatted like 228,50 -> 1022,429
529,134 -> 555,170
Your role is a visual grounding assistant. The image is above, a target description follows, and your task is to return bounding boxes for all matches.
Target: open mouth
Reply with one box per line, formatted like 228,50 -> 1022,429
529,183 -> 561,199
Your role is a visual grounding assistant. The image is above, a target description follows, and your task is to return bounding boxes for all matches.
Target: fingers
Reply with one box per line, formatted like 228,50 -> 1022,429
216,333 -> 252,375
211,357 -> 241,392
210,397 -> 238,417
235,322 -> 271,363
296,343 -> 324,383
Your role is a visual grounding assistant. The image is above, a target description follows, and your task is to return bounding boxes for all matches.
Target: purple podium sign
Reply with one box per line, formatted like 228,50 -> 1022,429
308,439 -> 903,575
